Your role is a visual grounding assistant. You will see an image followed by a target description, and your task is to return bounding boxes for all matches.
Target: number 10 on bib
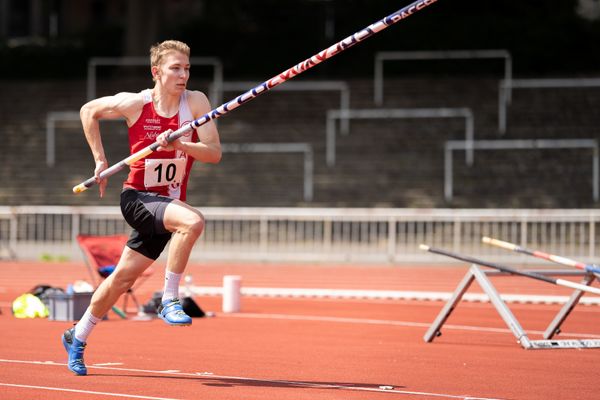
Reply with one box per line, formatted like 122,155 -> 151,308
144,158 -> 186,187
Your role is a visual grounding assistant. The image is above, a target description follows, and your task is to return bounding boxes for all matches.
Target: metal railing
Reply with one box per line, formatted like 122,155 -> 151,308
45,111 -> 129,167
1,206 -> 599,264
444,139 -> 600,202
499,77 -> 600,134
46,56 -> 224,167
46,111 -> 82,167
214,80 -> 351,134
87,56 -> 224,105
326,108 -> 474,166
374,50 -> 512,105
221,143 -> 314,202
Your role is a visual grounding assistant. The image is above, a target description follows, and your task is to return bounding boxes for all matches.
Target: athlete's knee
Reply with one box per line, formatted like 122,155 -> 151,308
108,270 -> 137,293
181,212 -> 204,238
89,274 -> 133,309
177,212 -> 204,238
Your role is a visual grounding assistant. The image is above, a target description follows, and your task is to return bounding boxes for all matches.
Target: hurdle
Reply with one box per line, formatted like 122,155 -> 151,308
482,236 -> 600,340
420,244 -> 600,349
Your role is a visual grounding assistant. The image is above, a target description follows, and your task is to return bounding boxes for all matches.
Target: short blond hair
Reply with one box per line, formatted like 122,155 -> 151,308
150,40 -> 190,78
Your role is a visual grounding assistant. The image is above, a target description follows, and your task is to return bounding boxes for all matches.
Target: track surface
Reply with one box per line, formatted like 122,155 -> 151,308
1,261 -> 600,400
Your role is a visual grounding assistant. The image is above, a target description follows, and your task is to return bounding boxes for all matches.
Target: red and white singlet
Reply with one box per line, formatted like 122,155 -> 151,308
123,89 -> 198,201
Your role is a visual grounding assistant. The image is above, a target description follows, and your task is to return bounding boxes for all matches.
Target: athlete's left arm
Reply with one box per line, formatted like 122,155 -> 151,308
175,90 -> 222,163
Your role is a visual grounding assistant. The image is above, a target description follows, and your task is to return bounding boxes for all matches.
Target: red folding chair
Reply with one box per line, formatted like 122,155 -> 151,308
76,234 -> 155,316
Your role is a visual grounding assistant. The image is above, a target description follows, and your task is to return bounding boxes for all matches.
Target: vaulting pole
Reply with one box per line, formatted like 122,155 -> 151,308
73,0 -> 439,193
482,236 -> 600,274
419,244 -> 600,296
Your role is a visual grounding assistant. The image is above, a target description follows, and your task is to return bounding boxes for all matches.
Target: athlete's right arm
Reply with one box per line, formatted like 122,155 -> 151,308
79,92 -> 142,198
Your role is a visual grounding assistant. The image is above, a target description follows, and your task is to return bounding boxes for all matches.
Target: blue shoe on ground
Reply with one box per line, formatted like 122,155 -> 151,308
62,327 -> 87,376
158,298 -> 192,326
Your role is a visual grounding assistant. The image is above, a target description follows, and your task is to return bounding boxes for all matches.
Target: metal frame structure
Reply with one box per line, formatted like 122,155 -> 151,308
374,49 -> 512,106
444,139 -> 599,202
215,80 -> 351,134
47,57 -> 223,167
45,114 -> 313,201
2,207 -> 600,264
45,111 -> 129,167
46,111 -> 82,167
424,264 -> 600,349
221,143 -> 314,202
73,0 -> 440,193
326,108 -> 474,166
499,77 -> 600,134
87,56 -> 224,105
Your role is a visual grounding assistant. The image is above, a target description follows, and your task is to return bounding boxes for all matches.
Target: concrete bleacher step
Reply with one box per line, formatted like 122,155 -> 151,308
1,76 -> 599,207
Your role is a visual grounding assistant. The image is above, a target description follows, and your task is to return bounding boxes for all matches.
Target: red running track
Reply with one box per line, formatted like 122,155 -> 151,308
1,261 -> 600,400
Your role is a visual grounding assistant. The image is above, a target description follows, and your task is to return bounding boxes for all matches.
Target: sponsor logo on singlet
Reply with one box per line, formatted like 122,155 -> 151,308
180,120 -> 193,138
143,117 -> 164,140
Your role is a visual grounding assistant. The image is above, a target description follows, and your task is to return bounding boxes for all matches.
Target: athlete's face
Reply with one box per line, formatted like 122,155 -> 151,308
153,51 -> 190,93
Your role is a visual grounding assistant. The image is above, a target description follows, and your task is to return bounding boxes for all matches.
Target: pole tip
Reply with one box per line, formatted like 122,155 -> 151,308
72,183 -> 87,194
419,244 -> 430,251
482,236 -> 491,243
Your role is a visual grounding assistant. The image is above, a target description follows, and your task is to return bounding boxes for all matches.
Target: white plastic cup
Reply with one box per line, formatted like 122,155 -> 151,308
222,275 -> 241,313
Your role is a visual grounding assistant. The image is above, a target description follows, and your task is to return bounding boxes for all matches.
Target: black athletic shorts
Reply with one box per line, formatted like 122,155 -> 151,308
120,188 -> 174,260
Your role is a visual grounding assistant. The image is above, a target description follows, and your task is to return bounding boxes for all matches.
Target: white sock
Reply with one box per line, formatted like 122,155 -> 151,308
162,270 -> 182,302
74,309 -> 101,343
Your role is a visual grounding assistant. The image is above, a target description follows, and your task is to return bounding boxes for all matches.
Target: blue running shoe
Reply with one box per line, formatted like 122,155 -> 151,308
158,298 -> 192,326
62,327 -> 87,376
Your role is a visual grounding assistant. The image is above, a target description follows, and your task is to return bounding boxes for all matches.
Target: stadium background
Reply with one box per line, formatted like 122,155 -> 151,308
1,3 -> 600,399
2,0 -> 600,77
1,0 -> 599,209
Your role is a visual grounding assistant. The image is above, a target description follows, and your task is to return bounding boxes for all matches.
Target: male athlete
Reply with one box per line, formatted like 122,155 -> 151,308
62,40 -> 222,375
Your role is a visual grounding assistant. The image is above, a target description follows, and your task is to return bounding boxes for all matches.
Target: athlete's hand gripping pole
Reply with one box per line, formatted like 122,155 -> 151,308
72,124 -> 192,193
73,0 -> 439,194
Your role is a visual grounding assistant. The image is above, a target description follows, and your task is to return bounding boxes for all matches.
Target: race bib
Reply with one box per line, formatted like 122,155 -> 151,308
144,158 -> 186,187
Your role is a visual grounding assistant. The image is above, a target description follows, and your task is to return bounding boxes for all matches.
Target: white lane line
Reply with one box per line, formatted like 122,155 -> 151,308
0,382 -> 179,400
0,359 -> 505,400
191,285 -> 600,305
93,362 -> 124,366
217,312 -> 600,339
